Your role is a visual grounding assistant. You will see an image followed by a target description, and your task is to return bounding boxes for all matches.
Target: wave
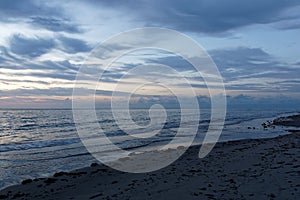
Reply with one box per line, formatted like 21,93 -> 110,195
0,138 -> 81,153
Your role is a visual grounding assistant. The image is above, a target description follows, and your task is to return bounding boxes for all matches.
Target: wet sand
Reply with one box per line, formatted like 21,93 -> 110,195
0,131 -> 299,199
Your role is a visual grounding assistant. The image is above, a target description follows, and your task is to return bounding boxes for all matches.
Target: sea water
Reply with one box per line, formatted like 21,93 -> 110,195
0,108 -> 299,189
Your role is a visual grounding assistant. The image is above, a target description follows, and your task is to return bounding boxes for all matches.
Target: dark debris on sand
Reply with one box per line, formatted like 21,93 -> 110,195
273,114 -> 300,127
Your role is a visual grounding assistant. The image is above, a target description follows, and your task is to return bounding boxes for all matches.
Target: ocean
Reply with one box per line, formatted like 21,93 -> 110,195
0,108 -> 299,190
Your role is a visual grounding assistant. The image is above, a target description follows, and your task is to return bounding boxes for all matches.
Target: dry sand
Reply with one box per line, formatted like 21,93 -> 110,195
0,131 -> 299,200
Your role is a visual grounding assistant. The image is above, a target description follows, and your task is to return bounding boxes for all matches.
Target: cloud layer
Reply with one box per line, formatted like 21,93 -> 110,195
94,0 -> 300,33
0,0 -> 299,108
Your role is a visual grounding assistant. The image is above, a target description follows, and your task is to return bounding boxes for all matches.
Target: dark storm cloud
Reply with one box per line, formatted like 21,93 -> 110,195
58,36 -> 92,54
9,34 -> 55,58
92,0 -> 300,33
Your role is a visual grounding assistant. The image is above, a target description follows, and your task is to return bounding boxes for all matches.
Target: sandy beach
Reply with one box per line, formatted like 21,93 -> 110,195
0,129 -> 299,199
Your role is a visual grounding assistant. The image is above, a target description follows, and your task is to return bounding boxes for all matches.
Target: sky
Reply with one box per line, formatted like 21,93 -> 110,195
0,0 -> 300,109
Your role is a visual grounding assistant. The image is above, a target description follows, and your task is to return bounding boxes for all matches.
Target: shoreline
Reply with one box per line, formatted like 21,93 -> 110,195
0,110 -> 297,190
0,124 -> 294,191
1,131 -> 299,199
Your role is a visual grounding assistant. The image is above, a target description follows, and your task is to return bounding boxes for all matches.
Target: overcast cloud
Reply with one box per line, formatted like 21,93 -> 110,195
0,0 -> 299,108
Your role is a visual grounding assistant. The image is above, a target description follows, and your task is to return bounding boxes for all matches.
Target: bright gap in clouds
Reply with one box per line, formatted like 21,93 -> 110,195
88,49 -> 211,98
